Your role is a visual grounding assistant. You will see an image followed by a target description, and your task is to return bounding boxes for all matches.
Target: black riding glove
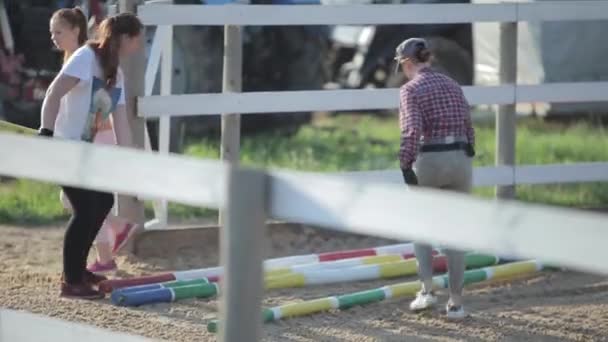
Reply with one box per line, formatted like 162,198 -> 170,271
465,143 -> 475,157
401,168 -> 418,186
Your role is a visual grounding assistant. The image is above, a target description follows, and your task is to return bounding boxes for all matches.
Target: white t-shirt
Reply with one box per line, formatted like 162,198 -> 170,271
54,45 -> 126,142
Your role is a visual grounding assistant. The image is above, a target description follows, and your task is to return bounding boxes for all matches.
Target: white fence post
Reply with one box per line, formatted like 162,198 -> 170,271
496,18 -> 518,199
157,20 -> 173,227
218,166 -> 267,342
140,0 -> 174,230
218,13 -> 246,225
117,0 -> 146,228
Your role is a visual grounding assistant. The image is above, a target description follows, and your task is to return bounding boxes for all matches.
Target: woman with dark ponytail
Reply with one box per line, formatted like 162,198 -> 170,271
51,8 -> 139,279
394,37 -> 476,320
39,12 -> 143,299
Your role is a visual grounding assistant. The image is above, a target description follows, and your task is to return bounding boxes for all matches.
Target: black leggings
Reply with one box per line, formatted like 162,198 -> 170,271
61,186 -> 114,284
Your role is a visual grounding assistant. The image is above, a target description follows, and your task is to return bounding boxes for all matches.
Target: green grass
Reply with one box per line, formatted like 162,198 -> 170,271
1,114 -> 607,225
0,180 -> 66,225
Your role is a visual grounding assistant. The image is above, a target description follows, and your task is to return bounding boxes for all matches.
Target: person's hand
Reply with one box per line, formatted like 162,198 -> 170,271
401,168 -> 418,186
465,143 -> 475,157
37,128 -> 54,137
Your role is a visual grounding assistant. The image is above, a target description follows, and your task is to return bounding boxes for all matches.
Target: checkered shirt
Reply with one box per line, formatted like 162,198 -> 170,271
398,67 -> 475,169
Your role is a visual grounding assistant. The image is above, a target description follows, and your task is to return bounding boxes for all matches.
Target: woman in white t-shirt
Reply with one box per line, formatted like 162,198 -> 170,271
38,12 -> 143,299
51,7 -> 138,277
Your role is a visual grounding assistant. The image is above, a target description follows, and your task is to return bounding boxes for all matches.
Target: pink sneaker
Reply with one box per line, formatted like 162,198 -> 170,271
87,260 -> 117,274
112,223 -> 138,254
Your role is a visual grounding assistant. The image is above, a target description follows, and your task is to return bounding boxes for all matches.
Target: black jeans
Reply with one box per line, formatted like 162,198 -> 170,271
61,186 -> 114,284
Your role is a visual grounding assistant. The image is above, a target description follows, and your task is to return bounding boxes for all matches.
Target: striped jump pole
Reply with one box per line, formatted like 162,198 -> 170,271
264,249 -> 439,278
110,278 -> 210,304
111,279 -> 219,306
207,260 -> 544,332
99,243 -> 420,293
111,254 -> 502,307
265,253 -> 499,289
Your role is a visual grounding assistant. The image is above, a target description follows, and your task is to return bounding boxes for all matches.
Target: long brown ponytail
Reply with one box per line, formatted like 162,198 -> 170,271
87,13 -> 142,89
51,7 -> 88,63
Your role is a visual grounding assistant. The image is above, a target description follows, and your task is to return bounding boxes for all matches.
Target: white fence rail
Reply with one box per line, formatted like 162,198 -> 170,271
1,134 -> 607,339
336,162 -> 608,188
139,82 -> 608,117
1,133 -> 607,273
1,133 -> 605,340
138,2 -> 608,26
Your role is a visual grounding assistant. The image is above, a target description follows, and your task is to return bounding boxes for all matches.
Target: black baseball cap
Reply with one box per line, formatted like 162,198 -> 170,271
394,37 -> 429,72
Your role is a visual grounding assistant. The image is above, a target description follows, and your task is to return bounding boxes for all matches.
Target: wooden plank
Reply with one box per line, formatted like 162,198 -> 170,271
268,170 -> 608,275
464,85 -> 515,106
329,166 -> 515,187
0,309 -> 150,342
516,163 -> 608,185
474,166 -> 514,187
139,88 -> 397,116
330,170 -> 403,185
2,132 -> 601,213
333,163 -> 608,188
138,2 -> 608,26
138,85 -> 515,117
138,82 -> 608,118
2,133 -> 608,276
0,133 -> 227,209
518,1 -> 608,21
516,82 -> 608,103
138,3 -> 517,26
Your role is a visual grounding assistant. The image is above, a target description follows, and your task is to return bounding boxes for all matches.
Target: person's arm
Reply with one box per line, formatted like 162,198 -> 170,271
39,75 -> 79,134
461,88 -> 475,147
399,86 -> 423,170
111,104 -> 134,148
460,87 -> 476,157
40,46 -> 93,136
464,114 -> 475,146
111,72 -> 133,148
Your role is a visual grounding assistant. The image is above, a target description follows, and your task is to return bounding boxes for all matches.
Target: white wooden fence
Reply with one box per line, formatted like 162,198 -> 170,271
1,132 -> 607,341
139,1 -> 608,229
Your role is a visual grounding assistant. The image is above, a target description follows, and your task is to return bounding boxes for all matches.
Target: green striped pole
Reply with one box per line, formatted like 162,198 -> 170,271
207,260 -> 543,332
112,279 -> 218,307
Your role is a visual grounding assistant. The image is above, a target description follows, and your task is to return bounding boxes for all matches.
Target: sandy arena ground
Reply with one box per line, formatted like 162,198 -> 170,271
1,223 -> 607,341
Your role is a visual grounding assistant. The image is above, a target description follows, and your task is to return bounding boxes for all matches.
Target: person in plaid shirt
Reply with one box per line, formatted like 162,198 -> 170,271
395,37 -> 475,320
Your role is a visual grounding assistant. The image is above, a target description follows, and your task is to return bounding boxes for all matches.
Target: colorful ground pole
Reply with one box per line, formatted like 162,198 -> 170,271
207,260 -> 544,332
